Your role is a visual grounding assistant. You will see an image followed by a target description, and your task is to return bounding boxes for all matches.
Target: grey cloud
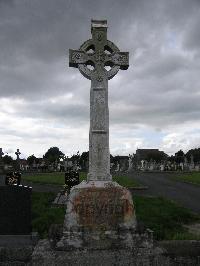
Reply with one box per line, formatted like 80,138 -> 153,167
7,99 -> 89,125
0,0 -> 200,155
182,11 -> 200,52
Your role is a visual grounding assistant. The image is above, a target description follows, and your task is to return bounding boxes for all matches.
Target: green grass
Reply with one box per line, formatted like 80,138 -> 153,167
171,172 -> 200,185
23,172 -> 65,185
133,195 -> 200,240
23,172 -> 140,188
113,175 -> 140,187
170,232 -> 200,240
31,191 -> 200,240
32,192 -> 65,238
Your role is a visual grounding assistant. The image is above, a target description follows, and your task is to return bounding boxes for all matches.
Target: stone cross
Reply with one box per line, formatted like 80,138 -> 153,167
0,148 -> 4,173
128,154 -> 133,171
69,20 -> 129,181
0,148 -> 4,159
15,149 -> 21,160
15,149 -> 21,170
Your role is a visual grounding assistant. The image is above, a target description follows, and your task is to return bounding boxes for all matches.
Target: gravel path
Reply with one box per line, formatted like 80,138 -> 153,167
128,172 -> 200,214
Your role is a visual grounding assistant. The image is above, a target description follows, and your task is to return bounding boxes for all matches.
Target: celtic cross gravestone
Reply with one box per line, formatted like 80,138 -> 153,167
69,20 -> 129,181
15,148 -> 21,171
56,19 -> 136,251
32,20 -> 158,265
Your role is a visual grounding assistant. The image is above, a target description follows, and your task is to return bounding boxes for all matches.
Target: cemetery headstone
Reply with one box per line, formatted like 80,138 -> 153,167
5,171 -> 21,186
15,148 -> 21,171
128,154 -> 133,172
141,159 -> 145,170
64,170 -> 79,192
184,156 -> 189,171
149,159 -> 154,171
189,154 -> 195,170
11,148 -> 22,184
160,164 -> 164,171
115,161 -> 120,172
0,185 -> 32,235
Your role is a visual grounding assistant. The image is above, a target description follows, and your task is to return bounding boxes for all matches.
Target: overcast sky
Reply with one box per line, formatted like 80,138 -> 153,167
0,0 -> 200,159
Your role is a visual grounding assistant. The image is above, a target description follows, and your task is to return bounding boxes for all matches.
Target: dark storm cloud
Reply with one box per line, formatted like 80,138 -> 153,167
0,0 -> 200,155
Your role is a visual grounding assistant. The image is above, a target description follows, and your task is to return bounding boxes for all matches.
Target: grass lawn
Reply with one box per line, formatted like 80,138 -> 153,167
133,195 -> 200,240
171,172 -> 200,186
23,172 -> 140,188
32,192 -> 200,240
32,192 -> 65,238
23,172 -> 65,185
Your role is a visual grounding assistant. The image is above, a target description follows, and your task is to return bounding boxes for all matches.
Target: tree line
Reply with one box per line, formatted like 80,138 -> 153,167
2,147 -> 200,165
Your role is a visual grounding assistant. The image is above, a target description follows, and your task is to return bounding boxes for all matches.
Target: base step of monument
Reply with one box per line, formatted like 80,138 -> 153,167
32,239 -> 163,266
0,246 -> 33,266
0,233 -> 39,266
32,239 -> 200,266
0,233 -> 39,247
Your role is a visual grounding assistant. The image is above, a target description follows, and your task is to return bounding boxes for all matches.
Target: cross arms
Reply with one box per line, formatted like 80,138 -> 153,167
69,49 -> 129,70
69,49 -> 87,68
110,52 -> 129,70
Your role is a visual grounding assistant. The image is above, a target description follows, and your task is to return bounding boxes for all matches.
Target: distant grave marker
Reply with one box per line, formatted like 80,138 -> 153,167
65,170 -> 79,192
5,171 -> 21,186
0,148 -> 4,174
15,148 -> 21,171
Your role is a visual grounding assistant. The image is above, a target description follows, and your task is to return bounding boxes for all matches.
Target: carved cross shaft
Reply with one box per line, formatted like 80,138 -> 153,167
69,20 -> 129,181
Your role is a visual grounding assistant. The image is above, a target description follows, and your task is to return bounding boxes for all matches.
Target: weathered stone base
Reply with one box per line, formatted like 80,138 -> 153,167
32,238 -> 164,266
56,228 -> 153,251
0,234 -> 39,266
32,239 -> 200,266
56,180 -> 137,250
0,246 -> 33,266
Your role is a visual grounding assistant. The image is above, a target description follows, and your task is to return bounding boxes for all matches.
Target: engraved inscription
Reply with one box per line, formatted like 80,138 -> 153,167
72,187 -> 134,228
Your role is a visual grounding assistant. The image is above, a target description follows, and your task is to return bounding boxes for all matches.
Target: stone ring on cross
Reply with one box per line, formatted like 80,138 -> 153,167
69,20 -> 129,82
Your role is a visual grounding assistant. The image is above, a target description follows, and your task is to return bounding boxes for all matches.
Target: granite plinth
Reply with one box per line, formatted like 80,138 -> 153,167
56,180 -> 137,250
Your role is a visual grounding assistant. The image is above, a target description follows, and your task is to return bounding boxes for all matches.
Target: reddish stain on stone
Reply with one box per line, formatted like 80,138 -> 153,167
71,187 -> 135,230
